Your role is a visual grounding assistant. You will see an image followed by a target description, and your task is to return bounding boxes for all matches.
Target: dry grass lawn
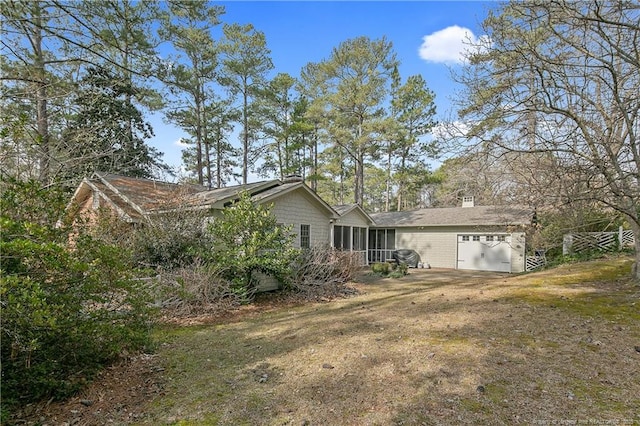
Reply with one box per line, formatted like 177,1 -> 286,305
25,256 -> 640,425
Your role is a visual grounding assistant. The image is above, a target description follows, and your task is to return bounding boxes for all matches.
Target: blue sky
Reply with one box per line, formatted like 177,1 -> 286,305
149,1 -> 495,175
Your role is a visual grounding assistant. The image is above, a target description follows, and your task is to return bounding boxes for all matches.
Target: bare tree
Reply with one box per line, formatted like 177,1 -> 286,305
453,0 -> 640,279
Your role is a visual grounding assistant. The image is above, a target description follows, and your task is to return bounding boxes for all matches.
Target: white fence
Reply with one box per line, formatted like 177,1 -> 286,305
563,227 -> 635,255
525,256 -> 546,271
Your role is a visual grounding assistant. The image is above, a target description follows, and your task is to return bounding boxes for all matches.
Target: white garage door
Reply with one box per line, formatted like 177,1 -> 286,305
457,234 -> 511,272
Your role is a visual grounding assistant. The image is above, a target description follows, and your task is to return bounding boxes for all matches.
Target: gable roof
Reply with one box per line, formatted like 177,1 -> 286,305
370,205 -> 532,228
67,173 -> 208,222
186,179 -> 282,210
97,173 -> 207,212
253,182 -> 339,218
333,204 -> 374,224
68,173 -> 337,221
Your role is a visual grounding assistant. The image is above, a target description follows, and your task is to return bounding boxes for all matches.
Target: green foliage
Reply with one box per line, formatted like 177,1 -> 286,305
396,263 -> 409,276
530,206 -> 625,259
371,261 -> 409,278
62,66 -> 168,181
204,192 -> 298,301
371,262 -> 392,275
0,177 -> 155,408
129,209 -> 214,270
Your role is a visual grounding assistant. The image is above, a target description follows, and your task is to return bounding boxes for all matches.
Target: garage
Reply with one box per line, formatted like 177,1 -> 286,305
457,234 -> 512,272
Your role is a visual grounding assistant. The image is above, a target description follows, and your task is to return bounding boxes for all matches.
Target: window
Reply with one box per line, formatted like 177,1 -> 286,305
333,225 -> 351,250
498,235 -> 506,242
300,224 -> 310,249
473,235 -> 480,241
462,235 -> 470,241
486,235 -> 494,242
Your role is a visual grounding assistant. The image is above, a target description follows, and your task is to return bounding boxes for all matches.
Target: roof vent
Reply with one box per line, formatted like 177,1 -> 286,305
283,174 -> 303,183
462,196 -> 475,208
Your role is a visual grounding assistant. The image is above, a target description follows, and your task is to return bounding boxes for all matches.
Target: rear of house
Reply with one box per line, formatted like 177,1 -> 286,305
68,174 -> 533,278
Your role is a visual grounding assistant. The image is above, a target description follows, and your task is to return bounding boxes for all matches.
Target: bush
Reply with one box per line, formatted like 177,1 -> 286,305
371,262 -> 392,275
153,260 -> 246,316
202,192 -> 299,302
371,261 -> 409,278
289,247 -> 363,292
391,263 -> 409,277
129,208 -> 213,270
0,177 -> 155,409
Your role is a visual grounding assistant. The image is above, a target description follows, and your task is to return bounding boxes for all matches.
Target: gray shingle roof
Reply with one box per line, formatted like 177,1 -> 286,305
370,205 -> 532,227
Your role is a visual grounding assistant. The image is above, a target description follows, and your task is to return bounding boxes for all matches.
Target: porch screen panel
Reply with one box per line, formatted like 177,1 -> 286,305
334,225 -> 352,250
352,227 -> 367,251
368,229 -> 396,262
386,229 -> 396,249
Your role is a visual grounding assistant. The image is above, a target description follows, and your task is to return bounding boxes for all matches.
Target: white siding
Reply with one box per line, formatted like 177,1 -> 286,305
396,228 -> 458,269
269,189 -> 332,248
335,210 -> 369,228
393,226 -> 527,272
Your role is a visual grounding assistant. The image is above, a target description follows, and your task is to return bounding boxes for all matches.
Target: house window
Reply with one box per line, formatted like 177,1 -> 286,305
473,235 -> 480,241
334,225 -> 351,250
462,235 -> 470,241
486,235 -> 494,242
300,224 -> 310,249
498,235 -> 506,242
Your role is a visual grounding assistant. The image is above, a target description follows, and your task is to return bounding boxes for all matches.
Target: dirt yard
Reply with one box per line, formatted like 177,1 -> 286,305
15,256 -> 640,425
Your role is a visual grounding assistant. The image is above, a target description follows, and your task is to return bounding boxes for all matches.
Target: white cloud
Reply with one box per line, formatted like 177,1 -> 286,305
174,138 -> 190,147
419,25 -> 489,65
432,120 -> 471,141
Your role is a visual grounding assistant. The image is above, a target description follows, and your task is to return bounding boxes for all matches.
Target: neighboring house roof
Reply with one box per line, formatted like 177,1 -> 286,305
333,204 -> 374,224
370,205 -> 533,228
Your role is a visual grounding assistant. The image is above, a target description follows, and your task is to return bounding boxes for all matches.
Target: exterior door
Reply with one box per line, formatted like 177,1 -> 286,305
457,235 -> 511,272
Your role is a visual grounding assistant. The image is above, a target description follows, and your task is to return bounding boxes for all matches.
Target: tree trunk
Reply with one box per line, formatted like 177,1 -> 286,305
33,7 -> 50,184
385,144 -> 391,212
311,126 -> 318,192
242,78 -> 249,185
630,221 -> 640,282
354,123 -> 364,206
216,126 -> 222,188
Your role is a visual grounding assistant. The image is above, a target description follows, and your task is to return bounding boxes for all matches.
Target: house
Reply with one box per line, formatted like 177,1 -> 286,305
67,173 -> 338,251
67,174 -> 532,276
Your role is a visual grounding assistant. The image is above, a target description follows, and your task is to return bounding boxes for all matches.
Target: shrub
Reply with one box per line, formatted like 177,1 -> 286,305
371,262 -> 391,275
393,263 -> 409,277
0,177 -> 155,409
202,192 -> 299,302
129,208 -> 213,270
153,260 -> 245,316
289,247 -> 363,293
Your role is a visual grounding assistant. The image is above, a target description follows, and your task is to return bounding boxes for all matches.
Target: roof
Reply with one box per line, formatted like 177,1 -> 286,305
333,204 -> 374,224
254,182 -> 339,218
370,205 -> 533,228
68,174 -> 531,229
68,173 -> 336,221
96,173 -> 208,212
187,180 -> 281,209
